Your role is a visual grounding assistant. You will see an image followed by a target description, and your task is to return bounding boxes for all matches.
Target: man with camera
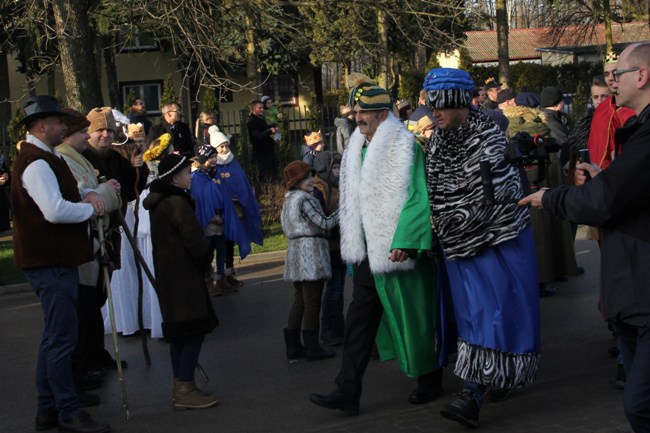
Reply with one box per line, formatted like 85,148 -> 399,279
424,68 -> 540,428
520,41 -> 650,433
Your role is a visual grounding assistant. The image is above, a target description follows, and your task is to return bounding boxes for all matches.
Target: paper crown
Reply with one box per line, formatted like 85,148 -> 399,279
605,51 -> 619,64
304,131 -> 322,147
127,123 -> 145,140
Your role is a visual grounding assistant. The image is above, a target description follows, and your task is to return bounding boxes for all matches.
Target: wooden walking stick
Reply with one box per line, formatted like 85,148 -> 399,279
97,217 -> 130,420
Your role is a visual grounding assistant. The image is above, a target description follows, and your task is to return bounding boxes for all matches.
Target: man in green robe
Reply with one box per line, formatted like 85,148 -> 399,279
309,81 -> 441,415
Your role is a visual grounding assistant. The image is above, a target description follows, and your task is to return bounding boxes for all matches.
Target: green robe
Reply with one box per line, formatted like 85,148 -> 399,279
362,144 -> 439,378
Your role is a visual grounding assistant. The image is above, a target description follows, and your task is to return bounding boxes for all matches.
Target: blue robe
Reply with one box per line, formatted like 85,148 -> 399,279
190,169 -> 239,246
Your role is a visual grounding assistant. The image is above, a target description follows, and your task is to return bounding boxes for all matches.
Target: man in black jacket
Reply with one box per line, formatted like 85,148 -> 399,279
246,99 -> 278,184
520,42 -> 650,433
146,102 -> 195,157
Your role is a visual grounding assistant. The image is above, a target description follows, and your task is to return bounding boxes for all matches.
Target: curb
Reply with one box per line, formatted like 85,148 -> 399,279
0,250 -> 288,296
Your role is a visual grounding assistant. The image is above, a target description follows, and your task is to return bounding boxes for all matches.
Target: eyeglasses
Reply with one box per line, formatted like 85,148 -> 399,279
612,67 -> 640,82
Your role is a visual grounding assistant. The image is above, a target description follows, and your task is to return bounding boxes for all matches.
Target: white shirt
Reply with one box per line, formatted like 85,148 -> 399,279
21,135 -> 95,224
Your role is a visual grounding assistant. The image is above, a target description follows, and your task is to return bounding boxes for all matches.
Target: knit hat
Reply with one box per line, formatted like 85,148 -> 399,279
497,89 -> 517,104
158,153 -> 192,182
61,108 -> 90,137
127,123 -> 145,141
196,144 -> 216,164
261,95 -> 272,105
348,85 -> 393,111
605,50 -> 619,64
283,160 -> 314,190
208,125 -> 229,148
86,107 -> 117,134
540,87 -> 564,108
514,92 -> 541,108
304,131 -> 322,149
423,68 -> 474,109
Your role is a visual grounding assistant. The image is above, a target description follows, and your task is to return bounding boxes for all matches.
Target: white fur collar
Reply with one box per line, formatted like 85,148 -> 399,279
339,112 -> 417,274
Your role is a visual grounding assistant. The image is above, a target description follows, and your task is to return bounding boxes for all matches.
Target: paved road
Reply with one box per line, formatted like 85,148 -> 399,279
0,239 -> 633,433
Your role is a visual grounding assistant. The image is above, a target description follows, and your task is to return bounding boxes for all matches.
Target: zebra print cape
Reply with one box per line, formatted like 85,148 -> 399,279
426,109 -> 529,259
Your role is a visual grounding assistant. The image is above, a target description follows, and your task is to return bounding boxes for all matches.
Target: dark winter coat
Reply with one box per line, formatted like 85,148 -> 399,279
543,105 -> 650,327
146,120 -> 195,157
143,180 -> 218,338
540,108 -> 571,166
246,114 -> 276,159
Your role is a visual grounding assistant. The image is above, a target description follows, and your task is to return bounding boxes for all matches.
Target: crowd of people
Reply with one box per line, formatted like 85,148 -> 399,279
6,41 -> 649,433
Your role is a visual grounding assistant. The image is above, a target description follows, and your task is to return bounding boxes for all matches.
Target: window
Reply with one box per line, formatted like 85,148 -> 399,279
262,73 -> 299,106
122,29 -> 157,51
120,81 -> 163,115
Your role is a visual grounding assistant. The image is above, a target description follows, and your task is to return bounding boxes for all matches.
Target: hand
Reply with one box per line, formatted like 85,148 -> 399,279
575,162 -> 601,185
388,249 -> 409,262
270,127 -> 277,134
83,191 -> 107,216
518,189 -> 546,209
131,153 -> 143,168
106,179 -> 121,194
0,173 -> 7,185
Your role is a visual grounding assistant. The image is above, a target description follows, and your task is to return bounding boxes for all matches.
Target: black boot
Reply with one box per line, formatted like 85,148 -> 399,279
440,389 -> 480,427
409,369 -> 443,404
283,328 -> 304,362
302,329 -> 335,361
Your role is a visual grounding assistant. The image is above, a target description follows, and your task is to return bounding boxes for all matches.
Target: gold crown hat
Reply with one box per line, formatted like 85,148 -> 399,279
304,131 -> 322,148
605,51 -> 619,64
127,123 -> 145,140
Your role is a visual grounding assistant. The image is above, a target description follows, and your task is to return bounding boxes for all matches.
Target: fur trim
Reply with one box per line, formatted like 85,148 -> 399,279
339,112 -> 417,274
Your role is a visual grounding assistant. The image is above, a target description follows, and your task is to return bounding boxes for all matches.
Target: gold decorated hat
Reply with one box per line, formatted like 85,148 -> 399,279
127,123 -> 145,140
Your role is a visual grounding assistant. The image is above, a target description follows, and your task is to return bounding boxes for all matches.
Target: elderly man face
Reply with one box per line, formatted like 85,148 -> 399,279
432,107 -> 468,131
354,106 -> 388,140
163,104 -> 182,125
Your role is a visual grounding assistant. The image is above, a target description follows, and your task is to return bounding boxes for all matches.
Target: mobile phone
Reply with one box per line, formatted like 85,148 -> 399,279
578,149 -> 591,164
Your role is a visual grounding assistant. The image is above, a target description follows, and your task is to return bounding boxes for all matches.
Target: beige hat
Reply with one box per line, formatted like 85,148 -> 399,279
128,123 -> 145,140
86,107 -> 116,134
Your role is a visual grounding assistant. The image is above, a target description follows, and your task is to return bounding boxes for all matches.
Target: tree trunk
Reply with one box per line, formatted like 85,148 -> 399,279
103,39 -> 120,109
50,0 -> 103,112
377,9 -> 391,90
0,51 -> 11,138
602,0 -> 613,53
244,12 -> 259,92
496,0 -> 510,88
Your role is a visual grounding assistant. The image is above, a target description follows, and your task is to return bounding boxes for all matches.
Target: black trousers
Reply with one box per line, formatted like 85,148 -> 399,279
334,259 -> 384,402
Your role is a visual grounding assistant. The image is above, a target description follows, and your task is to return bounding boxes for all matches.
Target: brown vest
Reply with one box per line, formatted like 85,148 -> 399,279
11,141 -> 93,268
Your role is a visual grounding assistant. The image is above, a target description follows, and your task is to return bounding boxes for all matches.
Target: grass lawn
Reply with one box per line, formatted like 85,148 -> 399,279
0,240 -> 25,285
238,222 -> 287,255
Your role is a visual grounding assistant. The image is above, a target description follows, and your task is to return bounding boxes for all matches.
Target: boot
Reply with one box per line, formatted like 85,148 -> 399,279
173,380 -> 219,410
283,328 -> 304,362
440,389 -> 480,427
409,369 -> 443,404
216,275 -> 238,293
173,378 -> 213,401
302,329 -> 335,361
206,274 -> 222,297
226,268 -> 245,287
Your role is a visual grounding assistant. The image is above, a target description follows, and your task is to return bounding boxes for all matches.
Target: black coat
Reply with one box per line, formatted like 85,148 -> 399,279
146,120 -> 195,157
543,105 -> 650,327
143,180 -> 218,338
541,108 -> 571,166
246,114 -> 276,158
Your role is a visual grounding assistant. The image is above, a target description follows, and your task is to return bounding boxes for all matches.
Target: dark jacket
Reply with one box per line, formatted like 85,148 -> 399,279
143,180 -> 218,338
246,114 -> 276,158
128,112 -> 152,136
146,120 -> 195,157
408,104 -> 433,122
543,104 -> 650,327
541,108 -> 571,166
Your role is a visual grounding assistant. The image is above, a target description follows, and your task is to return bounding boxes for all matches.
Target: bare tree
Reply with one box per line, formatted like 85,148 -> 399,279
496,0 -> 510,87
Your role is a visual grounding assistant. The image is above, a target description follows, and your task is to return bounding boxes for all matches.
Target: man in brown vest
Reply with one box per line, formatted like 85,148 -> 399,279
11,96 -> 110,433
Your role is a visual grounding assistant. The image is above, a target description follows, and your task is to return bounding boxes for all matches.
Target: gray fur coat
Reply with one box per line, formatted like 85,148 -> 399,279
281,190 -> 333,282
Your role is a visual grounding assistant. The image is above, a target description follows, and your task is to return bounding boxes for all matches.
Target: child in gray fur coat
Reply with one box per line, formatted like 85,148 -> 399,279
281,161 -> 339,362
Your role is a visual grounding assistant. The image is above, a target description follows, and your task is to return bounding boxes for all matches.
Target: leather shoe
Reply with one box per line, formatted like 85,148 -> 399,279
78,391 -> 101,408
309,390 -> 359,415
35,410 -> 58,431
408,385 -> 443,404
57,410 -> 110,433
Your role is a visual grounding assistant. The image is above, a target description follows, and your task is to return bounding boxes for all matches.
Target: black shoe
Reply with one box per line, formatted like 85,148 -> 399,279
607,346 -> 619,357
616,364 -> 626,390
77,391 -> 101,408
57,410 -> 110,433
440,390 -> 480,428
309,390 -> 359,415
35,410 -> 58,431
409,386 -> 443,404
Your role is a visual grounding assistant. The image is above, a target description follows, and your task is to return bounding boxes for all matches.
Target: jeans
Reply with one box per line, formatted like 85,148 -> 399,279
208,235 -> 227,276
26,266 -> 81,419
612,321 -> 650,433
320,262 -> 346,336
170,334 -> 205,382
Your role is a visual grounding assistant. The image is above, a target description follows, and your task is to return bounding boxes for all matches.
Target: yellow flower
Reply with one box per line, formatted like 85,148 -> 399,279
143,133 -> 172,162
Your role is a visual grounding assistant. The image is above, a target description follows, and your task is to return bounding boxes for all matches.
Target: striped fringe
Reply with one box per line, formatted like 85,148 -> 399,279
454,339 -> 540,390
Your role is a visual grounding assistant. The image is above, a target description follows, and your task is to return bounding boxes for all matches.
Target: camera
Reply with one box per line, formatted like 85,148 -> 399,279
505,131 -> 559,167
